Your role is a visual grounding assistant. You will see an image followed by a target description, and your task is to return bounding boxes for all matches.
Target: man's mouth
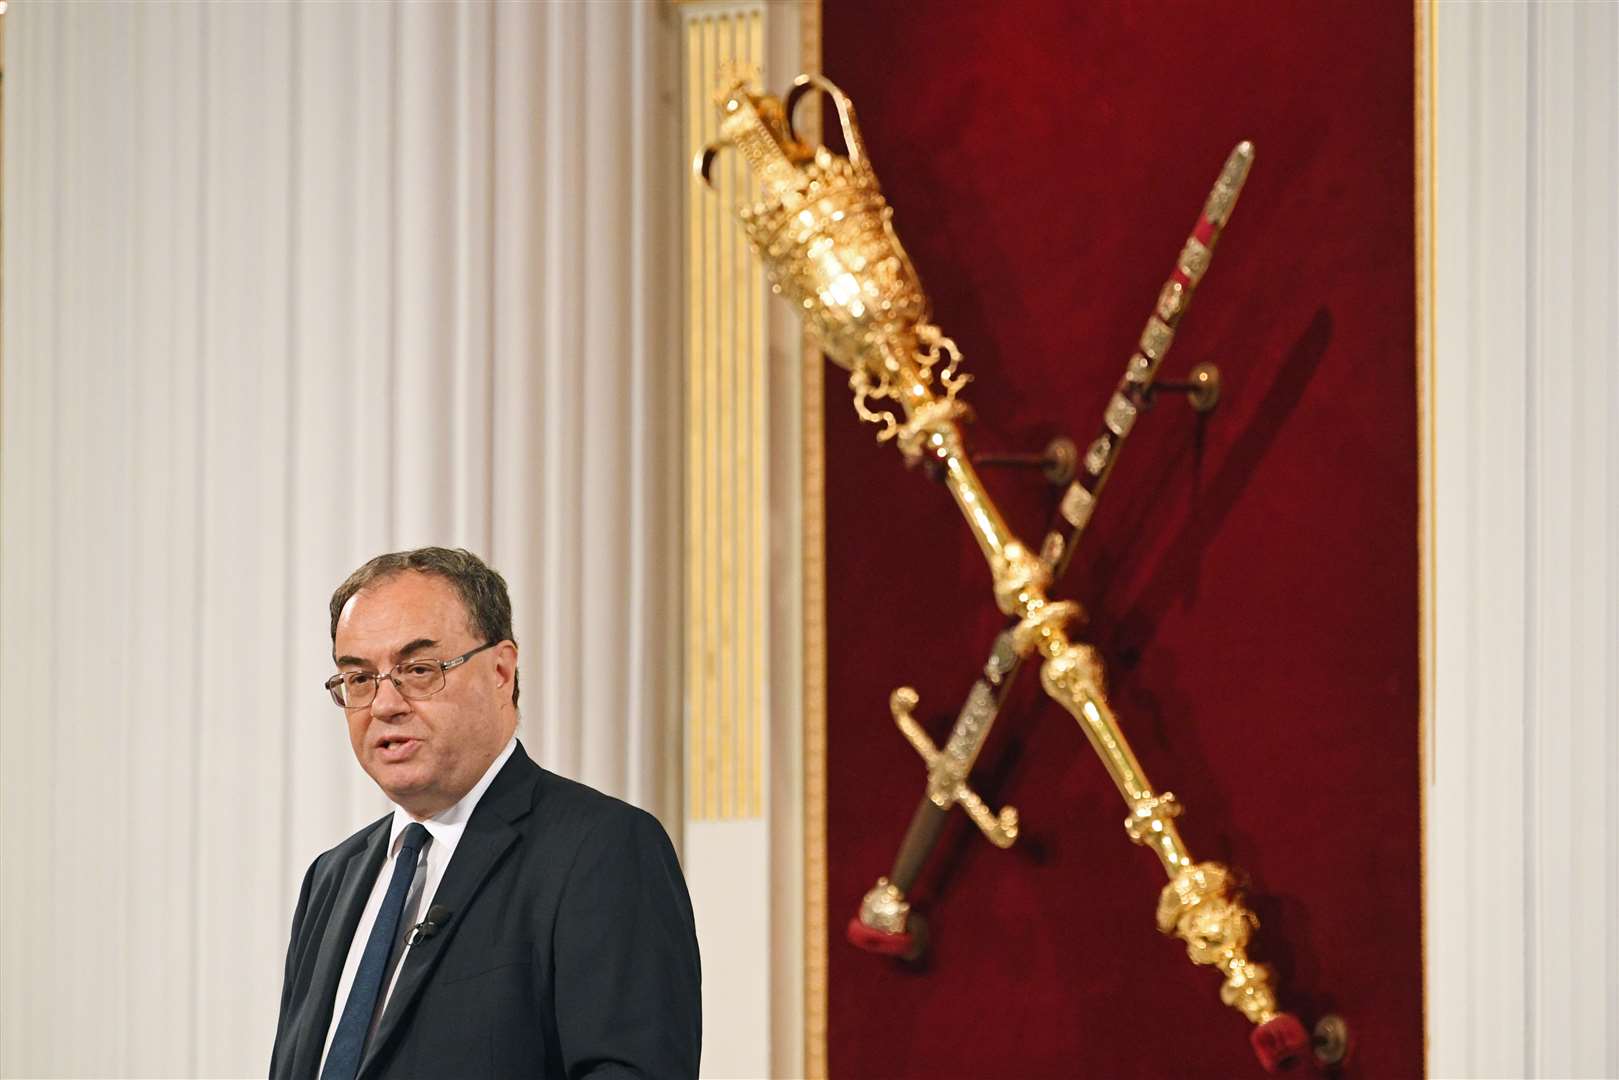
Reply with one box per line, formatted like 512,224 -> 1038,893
375,736 -> 421,762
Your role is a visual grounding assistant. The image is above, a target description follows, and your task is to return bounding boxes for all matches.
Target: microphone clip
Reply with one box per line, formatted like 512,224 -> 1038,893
406,904 -> 453,947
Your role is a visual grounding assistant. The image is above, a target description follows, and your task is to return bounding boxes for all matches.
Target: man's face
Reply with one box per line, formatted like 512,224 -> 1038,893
333,571 -> 518,819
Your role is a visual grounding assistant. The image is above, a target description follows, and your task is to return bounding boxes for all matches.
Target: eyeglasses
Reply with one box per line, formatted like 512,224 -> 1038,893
324,641 -> 498,709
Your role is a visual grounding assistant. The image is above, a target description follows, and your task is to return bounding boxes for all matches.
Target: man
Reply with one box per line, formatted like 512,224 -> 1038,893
270,547 -> 701,1079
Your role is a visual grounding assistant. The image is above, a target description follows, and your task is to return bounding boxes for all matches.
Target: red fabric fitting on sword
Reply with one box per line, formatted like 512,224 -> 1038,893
1251,1013 -> 1310,1074
1194,216 -> 1218,245
845,917 -> 915,958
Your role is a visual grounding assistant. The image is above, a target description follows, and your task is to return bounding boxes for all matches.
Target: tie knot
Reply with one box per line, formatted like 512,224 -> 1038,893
398,822 -> 430,858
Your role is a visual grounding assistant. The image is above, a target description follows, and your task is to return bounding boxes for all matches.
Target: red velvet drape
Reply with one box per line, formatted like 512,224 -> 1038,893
821,3 -> 1422,1076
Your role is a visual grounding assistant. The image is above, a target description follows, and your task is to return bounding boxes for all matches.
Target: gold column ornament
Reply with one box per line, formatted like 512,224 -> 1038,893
697,75 -> 1309,1072
680,13 -> 769,823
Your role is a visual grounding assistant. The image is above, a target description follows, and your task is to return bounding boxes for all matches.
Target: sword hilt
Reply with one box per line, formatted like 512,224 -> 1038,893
889,687 -> 1019,847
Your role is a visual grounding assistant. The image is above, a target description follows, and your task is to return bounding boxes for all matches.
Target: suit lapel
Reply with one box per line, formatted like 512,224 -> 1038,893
358,747 -> 540,1079
290,818 -> 389,1080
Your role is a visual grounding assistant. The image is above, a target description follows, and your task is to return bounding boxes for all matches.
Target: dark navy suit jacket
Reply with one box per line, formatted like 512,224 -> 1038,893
269,743 -> 701,1079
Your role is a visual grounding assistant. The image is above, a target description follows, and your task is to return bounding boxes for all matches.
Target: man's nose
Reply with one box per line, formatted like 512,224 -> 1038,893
370,675 -> 411,718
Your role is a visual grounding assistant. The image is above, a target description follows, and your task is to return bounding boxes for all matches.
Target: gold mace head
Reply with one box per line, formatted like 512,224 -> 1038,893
695,74 -> 934,395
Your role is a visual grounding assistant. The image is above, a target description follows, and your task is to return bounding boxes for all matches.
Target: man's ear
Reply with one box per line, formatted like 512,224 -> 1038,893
493,641 -> 518,700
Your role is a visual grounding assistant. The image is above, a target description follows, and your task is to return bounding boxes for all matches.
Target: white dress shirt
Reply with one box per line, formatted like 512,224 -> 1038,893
318,736 -> 518,1072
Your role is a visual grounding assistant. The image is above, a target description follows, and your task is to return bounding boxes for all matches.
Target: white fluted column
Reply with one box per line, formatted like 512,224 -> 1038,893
1429,2 -> 1618,1077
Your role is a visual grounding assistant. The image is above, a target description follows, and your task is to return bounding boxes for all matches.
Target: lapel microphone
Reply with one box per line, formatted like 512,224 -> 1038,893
406,905 -> 453,947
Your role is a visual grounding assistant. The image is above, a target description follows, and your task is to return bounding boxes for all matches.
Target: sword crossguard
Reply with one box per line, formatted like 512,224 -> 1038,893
889,687 -> 1019,848
956,784 -> 1020,848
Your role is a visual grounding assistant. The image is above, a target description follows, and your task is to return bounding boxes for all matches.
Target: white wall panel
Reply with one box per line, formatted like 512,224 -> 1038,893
1430,2 -> 1618,1077
0,2 -> 681,1075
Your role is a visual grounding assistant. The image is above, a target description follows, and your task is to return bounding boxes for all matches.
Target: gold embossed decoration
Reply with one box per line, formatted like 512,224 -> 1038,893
698,76 -> 1310,1072
697,75 -> 970,465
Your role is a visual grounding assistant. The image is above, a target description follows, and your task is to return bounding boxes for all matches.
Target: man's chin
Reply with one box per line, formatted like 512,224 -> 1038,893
365,760 -> 434,805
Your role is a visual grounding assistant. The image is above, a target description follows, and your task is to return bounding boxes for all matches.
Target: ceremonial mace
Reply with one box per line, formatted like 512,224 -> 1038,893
697,74 -> 1308,1072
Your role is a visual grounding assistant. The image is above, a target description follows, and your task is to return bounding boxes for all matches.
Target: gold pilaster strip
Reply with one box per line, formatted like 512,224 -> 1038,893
717,9 -> 736,821
701,14 -> 720,821
683,15 -> 705,822
1416,0 -> 1436,1063
682,6 -> 769,822
705,12 -> 722,821
748,7 -> 767,819
798,3 -> 828,1075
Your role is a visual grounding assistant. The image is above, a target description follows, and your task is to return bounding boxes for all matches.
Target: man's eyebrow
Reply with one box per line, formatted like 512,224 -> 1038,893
395,638 -> 439,660
334,638 -> 440,669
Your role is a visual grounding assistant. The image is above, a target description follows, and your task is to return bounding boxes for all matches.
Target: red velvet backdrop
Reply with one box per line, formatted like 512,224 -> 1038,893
821,3 -> 1421,1077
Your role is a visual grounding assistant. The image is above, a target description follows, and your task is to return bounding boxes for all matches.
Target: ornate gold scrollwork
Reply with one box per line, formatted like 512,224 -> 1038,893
1157,862 -> 1282,1027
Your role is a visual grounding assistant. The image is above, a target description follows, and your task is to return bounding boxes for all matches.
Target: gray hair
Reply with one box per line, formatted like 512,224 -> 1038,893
329,546 -> 519,706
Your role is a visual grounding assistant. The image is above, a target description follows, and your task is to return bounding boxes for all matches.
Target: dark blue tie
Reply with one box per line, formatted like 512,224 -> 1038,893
321,822 -> 430,1080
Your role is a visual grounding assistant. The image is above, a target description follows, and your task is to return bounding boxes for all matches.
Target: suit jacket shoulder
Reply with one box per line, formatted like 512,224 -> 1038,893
524,764 -> 669,863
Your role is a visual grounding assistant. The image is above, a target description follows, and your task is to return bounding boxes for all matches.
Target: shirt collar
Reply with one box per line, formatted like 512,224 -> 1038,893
386,735 -> 518,855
